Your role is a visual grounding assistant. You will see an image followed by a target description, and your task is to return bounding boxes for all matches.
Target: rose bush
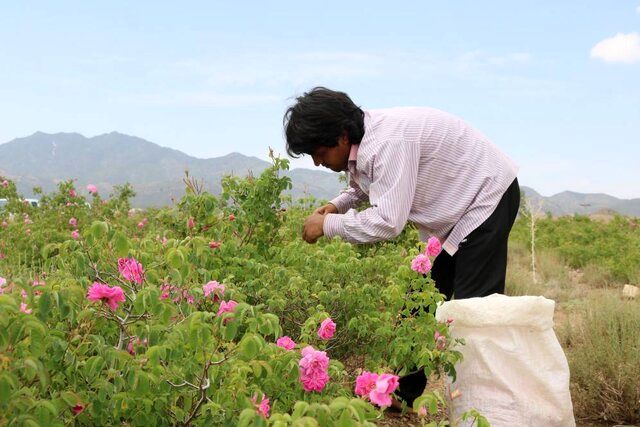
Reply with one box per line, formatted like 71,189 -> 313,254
0,160 -> 475,426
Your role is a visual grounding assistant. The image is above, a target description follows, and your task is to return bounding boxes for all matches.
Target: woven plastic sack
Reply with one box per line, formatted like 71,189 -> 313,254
435,294 -> 575,426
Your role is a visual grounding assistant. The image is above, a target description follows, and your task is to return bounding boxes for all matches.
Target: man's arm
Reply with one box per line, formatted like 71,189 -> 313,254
323,140 -> 420,243
302,181 -> 368,244
313,203 -> 338,215
328,185 -> 369,214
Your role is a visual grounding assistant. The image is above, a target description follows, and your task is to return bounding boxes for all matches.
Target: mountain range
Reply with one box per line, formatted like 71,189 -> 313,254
1,132 -> 638,216
0,132 -> 344,207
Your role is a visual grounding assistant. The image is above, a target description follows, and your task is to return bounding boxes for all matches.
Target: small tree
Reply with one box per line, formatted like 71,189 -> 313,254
522,196 -> 545,284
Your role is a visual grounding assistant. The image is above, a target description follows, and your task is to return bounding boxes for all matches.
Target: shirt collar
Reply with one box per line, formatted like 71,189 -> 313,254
348,143 -> 359,163
348,111 -> 371,164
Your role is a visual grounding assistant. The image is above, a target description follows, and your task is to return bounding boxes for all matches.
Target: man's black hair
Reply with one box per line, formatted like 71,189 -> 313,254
283,87 -> 365,158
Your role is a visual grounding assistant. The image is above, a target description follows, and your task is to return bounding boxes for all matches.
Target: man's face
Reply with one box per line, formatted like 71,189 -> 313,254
310,135 -> 350,172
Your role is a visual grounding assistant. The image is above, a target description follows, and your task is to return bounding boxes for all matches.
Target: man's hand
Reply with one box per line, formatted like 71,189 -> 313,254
313,203 -> 338,216
303,211 -> 328,243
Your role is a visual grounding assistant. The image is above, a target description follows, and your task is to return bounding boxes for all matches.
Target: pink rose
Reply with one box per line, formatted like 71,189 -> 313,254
87,282 -> 126,311
160,284 -> 172,300
203,280 -> 225,300
69,189 -> 77,198
354,371 -> 378,397
1,221 -> 7,228
216,300 -> 238,323
187,217 -> 195,229
426,236 -> 442,257
209,240 -> 221,249
20,302 -> 32,314
276,336 -> 296,350
69,217 -> 78,227
298,345 -> 330,392
118,257 -> 144,284
86,184 -> 98,194
228,214 -> 235,221
411,254 -> 432,274
71,230 -> 80,239
1,180 -> 8,188
355,371 -> 399,407
72,404 -> 84,415
369,374 -> 400,407
251,393 -> 270,419
317,317 -> 336,340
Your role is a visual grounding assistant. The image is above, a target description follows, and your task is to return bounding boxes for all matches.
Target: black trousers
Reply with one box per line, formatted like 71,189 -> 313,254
397,178 -> 521,406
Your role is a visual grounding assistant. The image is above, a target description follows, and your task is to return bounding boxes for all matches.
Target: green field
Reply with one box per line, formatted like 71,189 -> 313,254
1,161 -> 638,426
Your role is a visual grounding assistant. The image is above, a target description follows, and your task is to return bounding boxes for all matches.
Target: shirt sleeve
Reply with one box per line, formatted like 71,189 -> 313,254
324,140 -> 420,242
329,177 -> 369,214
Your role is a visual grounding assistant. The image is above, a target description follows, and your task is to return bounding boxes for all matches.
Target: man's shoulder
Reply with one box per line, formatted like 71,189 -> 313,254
366,106 -> 444,118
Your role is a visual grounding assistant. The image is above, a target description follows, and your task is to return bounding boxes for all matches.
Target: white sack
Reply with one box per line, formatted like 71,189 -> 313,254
435,294 -> 575,427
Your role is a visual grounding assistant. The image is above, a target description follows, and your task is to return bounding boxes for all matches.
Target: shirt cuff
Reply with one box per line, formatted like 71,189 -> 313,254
442,240 -> 459,256
323,213 -> 345,239
329,194 -> 353,214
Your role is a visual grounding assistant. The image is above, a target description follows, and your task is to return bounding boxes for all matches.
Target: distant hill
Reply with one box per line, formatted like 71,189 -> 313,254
520,186 -> 640,217
1,132 -> 638,215
0,132 -> 345,207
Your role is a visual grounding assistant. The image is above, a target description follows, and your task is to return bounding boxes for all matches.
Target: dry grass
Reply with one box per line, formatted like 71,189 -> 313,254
580,262 -> 616,288
559,294 -> 640,424
506,241 -> 578,302
507,241 -> 640,424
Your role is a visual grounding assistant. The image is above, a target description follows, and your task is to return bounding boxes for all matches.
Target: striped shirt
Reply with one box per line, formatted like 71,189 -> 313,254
323,107 -> 519,255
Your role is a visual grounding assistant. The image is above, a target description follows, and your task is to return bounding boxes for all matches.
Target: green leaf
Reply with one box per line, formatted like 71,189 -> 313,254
34,400 -> 58,424
24,357 -> 39,381
85,356 -> 105,380
292,401 -> 309,419
337,409 -> 355,427
60,391 -> 80,406
239,335 -> 260,360
112,231 -> 130,258
0,372 -> 18,403
38,291 -> 51,322
90,221 -> 109,239
477,416 -> 491,427
166,248 -> 185,269
237,408 -> 258,427
41,243 -> 59,259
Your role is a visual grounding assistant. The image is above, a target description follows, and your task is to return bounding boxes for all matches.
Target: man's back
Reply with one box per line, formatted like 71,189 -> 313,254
351,107 -> 519,254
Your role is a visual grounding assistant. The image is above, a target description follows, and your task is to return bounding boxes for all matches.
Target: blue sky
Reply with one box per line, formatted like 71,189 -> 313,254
1,1 -> 639,198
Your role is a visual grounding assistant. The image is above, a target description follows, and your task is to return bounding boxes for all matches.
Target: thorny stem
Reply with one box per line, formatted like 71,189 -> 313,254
163,349 -> 235,426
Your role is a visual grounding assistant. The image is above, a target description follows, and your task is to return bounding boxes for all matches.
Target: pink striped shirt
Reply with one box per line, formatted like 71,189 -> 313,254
323,107 -> 519,255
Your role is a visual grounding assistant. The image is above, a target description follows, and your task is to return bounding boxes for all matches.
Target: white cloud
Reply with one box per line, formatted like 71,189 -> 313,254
636,5 -> 640,14
590,32 -> 640,63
